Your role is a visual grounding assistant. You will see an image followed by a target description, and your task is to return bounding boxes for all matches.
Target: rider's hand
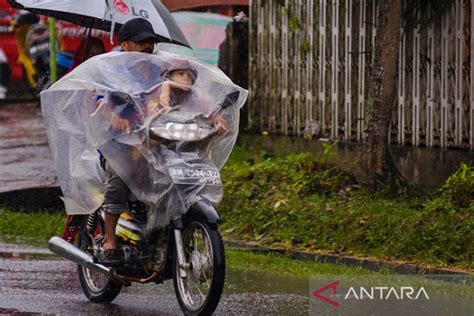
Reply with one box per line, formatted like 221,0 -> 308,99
166,80 -> 190,91
159,80 -> 190,108
211,114 -> 230,135
111,118 -> 131,133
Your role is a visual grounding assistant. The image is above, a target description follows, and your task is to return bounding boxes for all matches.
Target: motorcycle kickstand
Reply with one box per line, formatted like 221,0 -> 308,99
174,228 -> 190,279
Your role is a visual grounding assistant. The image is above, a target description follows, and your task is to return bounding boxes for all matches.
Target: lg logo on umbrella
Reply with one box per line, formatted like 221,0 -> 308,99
114,0 -> 129,14
114,0 -> 150,19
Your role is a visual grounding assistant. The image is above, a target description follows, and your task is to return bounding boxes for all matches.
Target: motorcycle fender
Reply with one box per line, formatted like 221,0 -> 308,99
190,200 -> 221,224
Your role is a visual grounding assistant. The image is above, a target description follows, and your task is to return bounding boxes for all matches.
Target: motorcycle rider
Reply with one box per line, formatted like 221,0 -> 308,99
99,18 -> 231,266
99,18 -> 162,266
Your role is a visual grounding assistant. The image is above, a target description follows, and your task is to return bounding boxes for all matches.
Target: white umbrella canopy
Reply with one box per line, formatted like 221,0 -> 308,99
7,0 -> 190,47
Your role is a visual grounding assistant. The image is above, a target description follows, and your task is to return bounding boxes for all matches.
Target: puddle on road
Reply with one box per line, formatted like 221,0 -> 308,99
221,267 -> 310,315
0,243 -> 310,315
226,266 -> 308,295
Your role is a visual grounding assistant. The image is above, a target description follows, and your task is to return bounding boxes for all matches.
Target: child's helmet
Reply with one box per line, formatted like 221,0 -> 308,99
160,59 -> 198,85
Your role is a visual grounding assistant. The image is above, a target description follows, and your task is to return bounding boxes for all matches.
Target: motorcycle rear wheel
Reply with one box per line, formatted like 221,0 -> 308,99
173,219 -> 225,315
77,218 -> 122,303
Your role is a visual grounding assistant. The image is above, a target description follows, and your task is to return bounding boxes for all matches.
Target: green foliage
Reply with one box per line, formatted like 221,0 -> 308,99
226,249 -> 376,277
288,17 -> 300,32
299,40 -> 311,54
220,145 -> 474,270
0,208 -> 64,245
319,140 -> 338,164
439,163 -> 474,208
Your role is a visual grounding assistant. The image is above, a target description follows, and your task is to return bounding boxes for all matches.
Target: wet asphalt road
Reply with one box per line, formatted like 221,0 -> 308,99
0,103 -> 57,193
0,104 -> 311,314
0,244 -> 309,315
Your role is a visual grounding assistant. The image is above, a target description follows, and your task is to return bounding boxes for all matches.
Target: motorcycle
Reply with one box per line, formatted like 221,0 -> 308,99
43,52 -> 247,315
10,12 -> 73,94
25,23 -> 74,93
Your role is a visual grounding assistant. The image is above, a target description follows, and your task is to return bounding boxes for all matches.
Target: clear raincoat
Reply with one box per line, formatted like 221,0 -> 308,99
41,51 -> 247,230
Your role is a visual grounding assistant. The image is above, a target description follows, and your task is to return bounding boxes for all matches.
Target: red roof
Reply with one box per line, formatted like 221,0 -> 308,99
162,0 -> 248,12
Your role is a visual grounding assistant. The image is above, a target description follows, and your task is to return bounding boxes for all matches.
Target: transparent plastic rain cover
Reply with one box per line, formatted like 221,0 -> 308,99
41,51 -> 247,230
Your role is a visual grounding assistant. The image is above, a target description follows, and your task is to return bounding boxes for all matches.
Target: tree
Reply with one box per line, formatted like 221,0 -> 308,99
362,0 -> 455,189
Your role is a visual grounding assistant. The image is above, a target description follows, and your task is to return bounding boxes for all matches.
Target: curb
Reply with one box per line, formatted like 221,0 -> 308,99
0,242 -> 57,260
0,250 -> 57,260
224,239 -> 473,276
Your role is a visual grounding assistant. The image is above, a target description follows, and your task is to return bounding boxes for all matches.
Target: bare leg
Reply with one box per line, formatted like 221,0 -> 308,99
103,212 -> 120,250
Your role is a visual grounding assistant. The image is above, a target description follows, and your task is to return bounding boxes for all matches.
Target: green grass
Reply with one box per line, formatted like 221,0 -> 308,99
220,143 -> 474,270
0,207 -> 375,276
0,207 -> 64,246
226,248 -> 378,277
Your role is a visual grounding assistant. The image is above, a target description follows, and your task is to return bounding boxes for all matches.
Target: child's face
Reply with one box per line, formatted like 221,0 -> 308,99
170,69 -> 193,86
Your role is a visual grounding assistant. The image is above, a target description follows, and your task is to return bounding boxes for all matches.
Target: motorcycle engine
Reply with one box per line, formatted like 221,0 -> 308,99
144,233 -> 168,273
120,244 -> 138,266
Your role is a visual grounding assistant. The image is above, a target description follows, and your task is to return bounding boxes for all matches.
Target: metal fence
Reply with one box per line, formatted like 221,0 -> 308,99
249,0 -> 474,150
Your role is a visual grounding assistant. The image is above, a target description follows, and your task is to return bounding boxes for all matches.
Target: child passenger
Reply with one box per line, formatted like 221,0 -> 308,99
147,59 -> 229,134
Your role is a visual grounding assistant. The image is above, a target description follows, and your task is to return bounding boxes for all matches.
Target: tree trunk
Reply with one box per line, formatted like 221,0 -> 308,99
362,0 -> 402,189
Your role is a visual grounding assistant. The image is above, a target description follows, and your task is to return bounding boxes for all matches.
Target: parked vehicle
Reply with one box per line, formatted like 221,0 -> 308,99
21,21 -> 75,92
0,0 -> 114,89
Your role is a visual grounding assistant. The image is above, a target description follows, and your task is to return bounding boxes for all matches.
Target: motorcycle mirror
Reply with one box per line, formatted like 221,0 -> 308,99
220,90 -> 240,109
110,91 -> 135,108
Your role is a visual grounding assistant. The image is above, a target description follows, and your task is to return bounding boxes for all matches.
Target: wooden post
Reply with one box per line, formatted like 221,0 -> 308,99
344,0 -> 353,140
357,0 -> 366,140
454,0 -> 464,147
426,22 -> 435,147
319,0 -> 327,136
412,15 -> 421,146
331,0 -> 339,139
441,13 -> 449,149
397,8 -> 406,145
471,0 -> 474,149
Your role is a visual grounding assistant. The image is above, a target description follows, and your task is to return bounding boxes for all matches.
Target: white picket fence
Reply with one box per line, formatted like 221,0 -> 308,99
248,0 -> 474,150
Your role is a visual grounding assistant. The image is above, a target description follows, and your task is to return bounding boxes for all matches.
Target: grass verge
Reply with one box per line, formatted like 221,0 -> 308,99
226,248 -> 378,277
219,143 -> 473,270
0,207 -> 376,276
0,208 -> 64,246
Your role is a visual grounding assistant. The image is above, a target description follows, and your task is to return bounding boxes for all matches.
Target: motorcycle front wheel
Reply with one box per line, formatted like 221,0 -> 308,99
77,216 -> 122,303
173,219 -> 225,315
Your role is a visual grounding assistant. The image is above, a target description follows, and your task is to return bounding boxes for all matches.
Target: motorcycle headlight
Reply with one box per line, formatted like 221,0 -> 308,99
150,122 -> 216,141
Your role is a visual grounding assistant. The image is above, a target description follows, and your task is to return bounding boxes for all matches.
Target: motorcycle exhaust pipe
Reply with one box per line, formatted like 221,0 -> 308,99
48,236 -> 111,275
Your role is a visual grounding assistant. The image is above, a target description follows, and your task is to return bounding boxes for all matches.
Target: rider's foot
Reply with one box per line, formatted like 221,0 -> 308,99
98,249 -> 124,267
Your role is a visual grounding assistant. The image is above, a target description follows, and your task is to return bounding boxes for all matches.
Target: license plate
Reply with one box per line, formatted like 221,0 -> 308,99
168,167 -> 222,186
